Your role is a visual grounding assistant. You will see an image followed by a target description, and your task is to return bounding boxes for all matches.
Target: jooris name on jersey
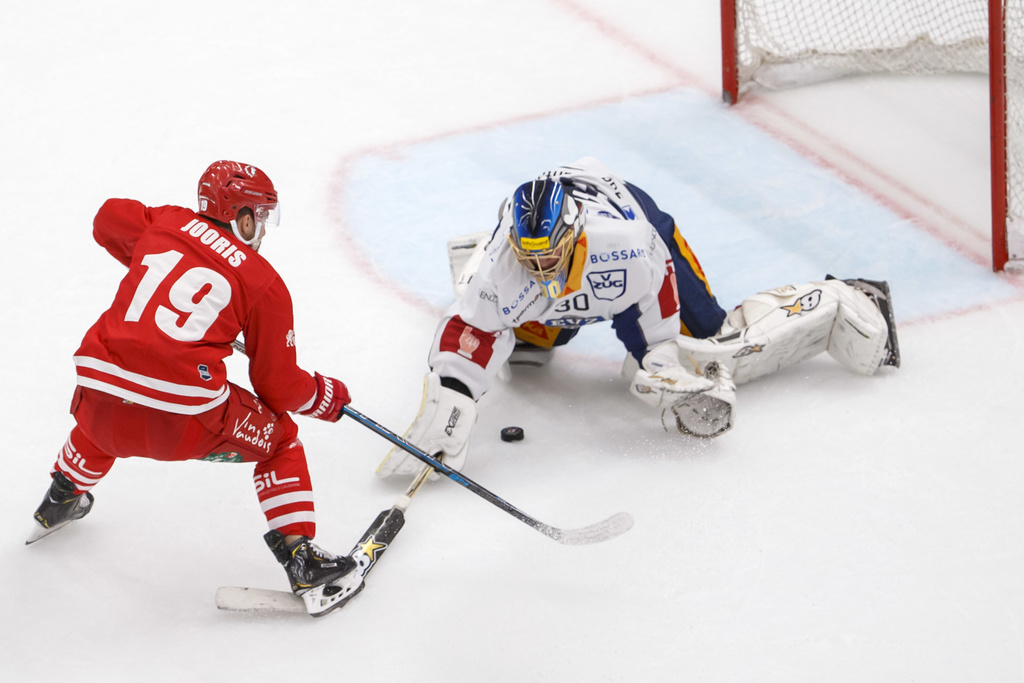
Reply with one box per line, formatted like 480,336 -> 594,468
181,219 -> 247,267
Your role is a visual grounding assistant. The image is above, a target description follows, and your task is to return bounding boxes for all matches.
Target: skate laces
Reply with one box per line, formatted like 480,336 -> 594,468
298,541 -> 334,562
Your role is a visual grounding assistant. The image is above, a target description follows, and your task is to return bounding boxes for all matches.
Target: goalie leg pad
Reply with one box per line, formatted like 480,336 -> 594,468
376,372 -> 476,479
671,278 -> 896,383
824,278 -> 891,375
673,283 -> 838,385
825,275 -> 900,371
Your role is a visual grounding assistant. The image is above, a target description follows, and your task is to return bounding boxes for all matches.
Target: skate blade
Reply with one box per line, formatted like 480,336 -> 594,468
302,575 -> 365,618
25,520 -> 71,545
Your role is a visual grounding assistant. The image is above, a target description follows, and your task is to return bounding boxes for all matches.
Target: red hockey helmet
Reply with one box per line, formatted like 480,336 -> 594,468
197,161 -> 279,248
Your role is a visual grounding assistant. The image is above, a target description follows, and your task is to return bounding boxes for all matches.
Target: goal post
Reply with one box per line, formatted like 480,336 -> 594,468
720,0 -> 1021,271
993,1 -> 1010,270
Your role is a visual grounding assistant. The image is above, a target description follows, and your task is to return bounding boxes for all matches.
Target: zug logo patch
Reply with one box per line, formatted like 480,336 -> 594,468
587,270 -> 627,301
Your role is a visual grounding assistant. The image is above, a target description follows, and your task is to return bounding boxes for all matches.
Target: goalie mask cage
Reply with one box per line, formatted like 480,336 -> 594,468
720,0 -> 1024,271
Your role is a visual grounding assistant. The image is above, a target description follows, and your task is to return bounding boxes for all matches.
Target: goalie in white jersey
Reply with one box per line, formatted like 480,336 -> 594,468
379,157 -> 900,477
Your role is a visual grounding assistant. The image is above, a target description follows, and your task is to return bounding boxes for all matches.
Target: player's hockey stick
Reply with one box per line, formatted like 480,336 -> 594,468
216,465 -> 433,615
341,405 -> 634,545
229,339 -> 632,545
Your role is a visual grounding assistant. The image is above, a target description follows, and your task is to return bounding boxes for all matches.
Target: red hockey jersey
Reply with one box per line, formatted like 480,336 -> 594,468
73,199 -> 317,416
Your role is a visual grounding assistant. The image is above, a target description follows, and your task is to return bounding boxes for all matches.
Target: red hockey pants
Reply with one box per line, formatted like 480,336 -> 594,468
51,385 -> 319,538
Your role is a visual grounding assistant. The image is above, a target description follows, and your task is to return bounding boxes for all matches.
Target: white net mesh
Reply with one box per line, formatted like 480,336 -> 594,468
731,0 -> 1024,266
735,0 -> 989,91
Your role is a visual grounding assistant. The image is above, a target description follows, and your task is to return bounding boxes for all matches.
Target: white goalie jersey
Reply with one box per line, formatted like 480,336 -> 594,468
429,158 -> 686,399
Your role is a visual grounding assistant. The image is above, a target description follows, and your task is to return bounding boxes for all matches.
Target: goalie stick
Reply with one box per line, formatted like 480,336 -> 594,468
229,339 -> 633,545
216,465 -> 432,616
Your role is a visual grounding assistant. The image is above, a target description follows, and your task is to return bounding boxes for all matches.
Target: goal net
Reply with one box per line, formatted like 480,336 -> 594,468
721,0 -> 1024,270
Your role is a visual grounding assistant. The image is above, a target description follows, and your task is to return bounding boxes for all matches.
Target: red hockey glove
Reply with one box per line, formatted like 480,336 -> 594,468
299,373 -> 351,422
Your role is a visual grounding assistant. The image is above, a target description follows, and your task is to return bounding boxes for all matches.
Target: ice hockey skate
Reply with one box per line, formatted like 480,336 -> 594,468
264,530 -> 364,617
827,275 -> 901,369
26,472 -> 94,545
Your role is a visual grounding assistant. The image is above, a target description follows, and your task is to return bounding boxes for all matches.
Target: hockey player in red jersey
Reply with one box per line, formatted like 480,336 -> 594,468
29,161 -> 361,616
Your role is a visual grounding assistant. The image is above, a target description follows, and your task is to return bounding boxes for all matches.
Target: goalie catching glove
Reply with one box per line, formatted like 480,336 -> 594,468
376,372 -> 477,478
630,340 -> 736,438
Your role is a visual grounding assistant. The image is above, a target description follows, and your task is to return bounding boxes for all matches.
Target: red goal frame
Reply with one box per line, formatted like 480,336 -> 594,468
721,0 -> 1013,271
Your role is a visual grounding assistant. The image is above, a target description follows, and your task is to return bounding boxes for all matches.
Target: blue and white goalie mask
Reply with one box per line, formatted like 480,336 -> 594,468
507,179 -> 584,298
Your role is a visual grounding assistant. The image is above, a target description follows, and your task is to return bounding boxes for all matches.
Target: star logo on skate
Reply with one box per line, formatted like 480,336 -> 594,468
781,289 -> 822,317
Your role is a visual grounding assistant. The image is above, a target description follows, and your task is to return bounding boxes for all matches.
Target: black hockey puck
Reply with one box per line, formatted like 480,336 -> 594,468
500,426 -> 524,442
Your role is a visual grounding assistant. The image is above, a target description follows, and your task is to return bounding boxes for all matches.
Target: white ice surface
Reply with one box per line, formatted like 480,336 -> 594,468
4,2 -> 1024,681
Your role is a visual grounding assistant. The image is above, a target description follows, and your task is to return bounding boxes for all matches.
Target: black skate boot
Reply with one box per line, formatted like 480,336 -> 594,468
265,530 -> 363,617
265,530 -> 356,594
27,472 -> 94,544
827,274 -> 901,369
